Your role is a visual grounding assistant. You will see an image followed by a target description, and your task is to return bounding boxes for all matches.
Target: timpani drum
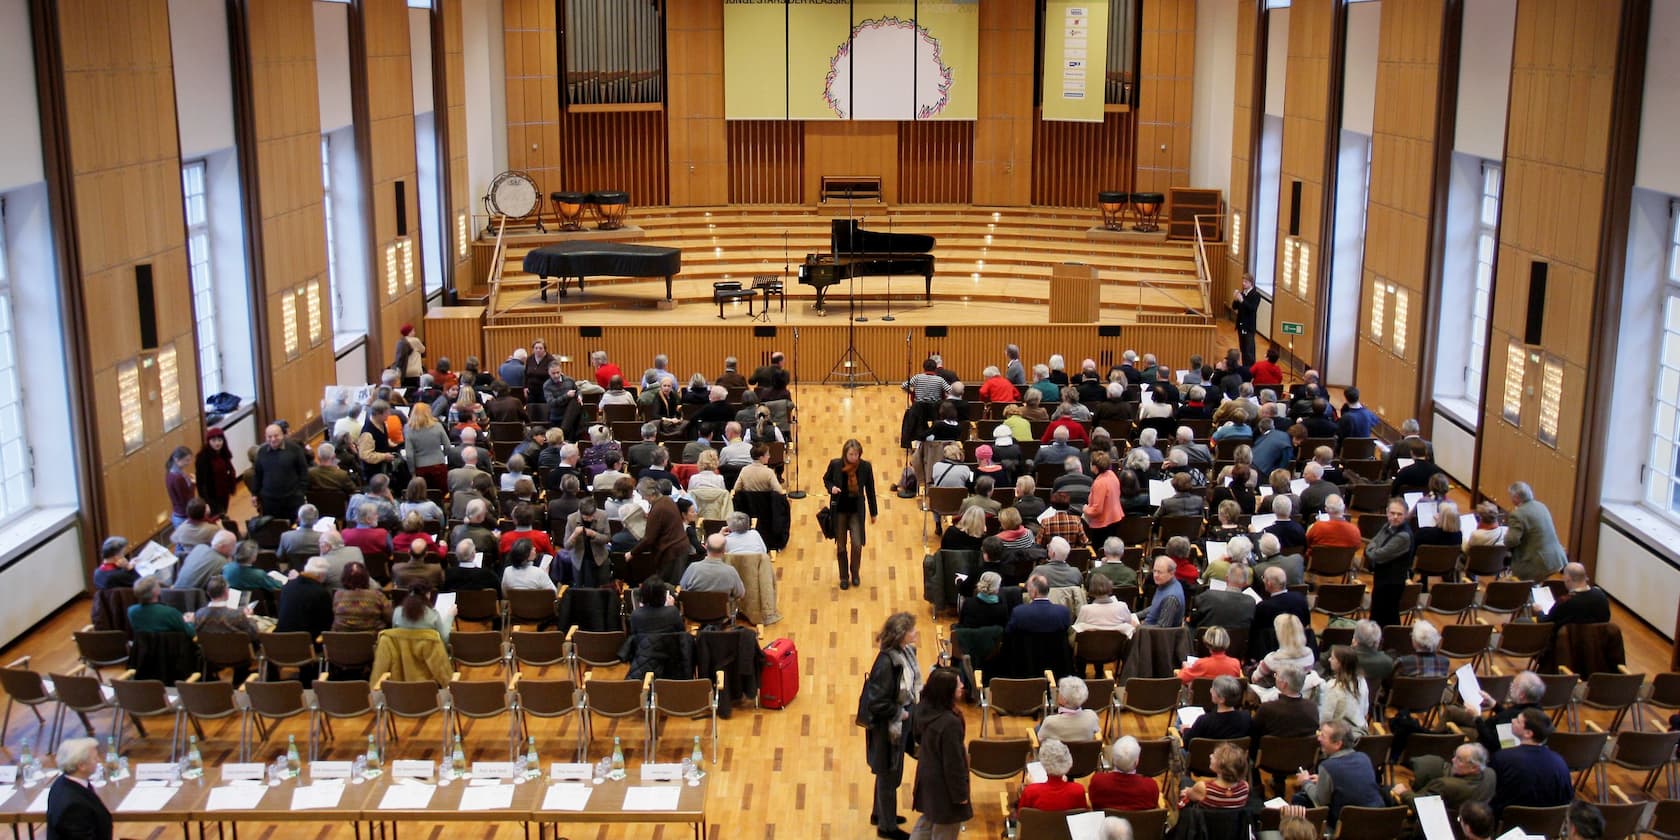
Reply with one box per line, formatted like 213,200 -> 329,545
550,191 -> 585,231
1098,191 -> 1128,232
586,191 -> 630,231
1131,192 -> 1165,233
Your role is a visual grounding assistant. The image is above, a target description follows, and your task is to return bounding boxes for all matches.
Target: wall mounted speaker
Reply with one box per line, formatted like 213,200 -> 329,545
1525,261 -> 1548,345
753,326 -> 777,338
1098,325 -> 1122,337
924,326 -> 947,338
395,181 -> 407,237
579,326 -> 603,338
135,264 -> 158,350
1288,181 -> 1303,237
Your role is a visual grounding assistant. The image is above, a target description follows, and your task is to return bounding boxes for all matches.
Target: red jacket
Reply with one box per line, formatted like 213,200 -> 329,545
594,363 -> 624,388
1041,418 -> 1090,445
343,526 -> 391,557
1087,772 -> 1161,811
979,376 -> 1019,404
499,529 -> 556,557
1250,360 -> 1284,386
1019,778 -> 1088,811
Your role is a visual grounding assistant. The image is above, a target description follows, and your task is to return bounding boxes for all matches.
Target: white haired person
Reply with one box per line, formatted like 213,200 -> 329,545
47,737 -> 109,840
1039,677 -> 1102,743
1088,735 -> 1160,811
1017,739 -> 1087,811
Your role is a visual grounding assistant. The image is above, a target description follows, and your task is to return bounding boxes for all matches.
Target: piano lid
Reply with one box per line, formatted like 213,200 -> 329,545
831,219 -> 935,256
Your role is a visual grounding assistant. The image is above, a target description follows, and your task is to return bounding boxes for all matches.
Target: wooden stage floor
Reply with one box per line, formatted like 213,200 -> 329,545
2,381 -> 1674,839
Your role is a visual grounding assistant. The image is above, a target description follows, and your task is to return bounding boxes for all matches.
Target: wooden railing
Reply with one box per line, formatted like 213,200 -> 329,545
484,216 -> 511,318
1190,212 -> 1227,317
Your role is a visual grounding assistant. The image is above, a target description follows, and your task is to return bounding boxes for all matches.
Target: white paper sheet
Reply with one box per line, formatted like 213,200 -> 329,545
1206,579 -> 1227,591
458,785 -> 514,811
1248,514 -> 1277,532
313,517 -> 337,533
205,786 -> 267,812
1494,828 -> 1544,840
0,785 -> 14,803
0,766 -> 16,784
1025,762 -> 1048,784
1205,541 -> 1228,567
1148,480 -> 1173,506
134,541 -> 178,577
1176,370 -> 1190,385
1036,507 -> 1059,524
1259,486 -> 1274,498
1404,492 -> 1424,510
1246,588 -> 1263,603
1460,513 -> 1478,536
539,555 -> 554,575
291,783 -> 347,811
541,783 -> 593,811
377,784 -> 435,810
621,786 -> 681,811
1175,706 -> 1206,729
1415,795 -> 1456,840
116,786 -> 178,813
25,787 -> 53,813
1454,665 -> 1483,710
1263,797 -> 1288,809
1289,478 -> 1308,495
1066,810 -> 1107,840
1531,586 -> 1556,615
433,592 -> 457,617
1496,723 -> 1518,749
461,552 -> 484,569
1415,501 -> 1439,528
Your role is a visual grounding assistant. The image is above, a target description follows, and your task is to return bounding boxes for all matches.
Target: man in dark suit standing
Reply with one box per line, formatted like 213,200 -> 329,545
47,737 -> 110,840
1231,274 -> 1262,366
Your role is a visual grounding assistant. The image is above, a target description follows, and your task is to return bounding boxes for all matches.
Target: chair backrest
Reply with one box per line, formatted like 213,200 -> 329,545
380,679 -> 445,718
258,632 -> 318,667
1073,630 -> 1127,664
1107,808 -> 1170,840
1610,729 -> 1680,771
515,678 -> 579,717
1463,545 -> 1510,577
583,677 -> 646,717
1189,677 -> 1249,712
245,679 -> 309,718
1480,580 -> 1533,615
311,679 -> 375,717
1497,804 -> 1570,840
1583,671 -> 1645,709
1411,545 -> 1461,576
1385,676 -> 1449,714
1545,730 -> 1609,772
677,590 -> 731,625
453,589 -> 501,623
73,630 -> 130,669
1255,735 -> 1321,775
1314,583 -> 1366,615
111,677 -> 170,715
968,737 -> 1032,779
1132,737 -> 1175,779
1423,582 -> 1478,616
570,630 -> 627,667
506,589 -> 559,624
49,672 -> 110,711
987,677 -> 1049,716
1185,737 -> 1249,776
175,679 -> 238,717
1063,739 -> 1103,779
1156,516 -> 1202,543
1331,806 -> 1410,840
1306,546 -> 1356,578
1438,623 -> 1493,659
652,678 -> 714,717
450,679 -> 512,718
1018,808 -> 1085,840
0,665 -> 50,703
927,486 -> 967,517
512,631 -> 570,668
1536,673 -> 1579,711
1120,677 -> 1181,715
322,632 -> 379,669
450,631 -> 507,670
198,632 -> 255,669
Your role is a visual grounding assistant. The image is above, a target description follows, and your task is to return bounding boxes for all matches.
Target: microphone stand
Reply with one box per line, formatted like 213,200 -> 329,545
787,327 -> 806,499
881,213 -> 896,322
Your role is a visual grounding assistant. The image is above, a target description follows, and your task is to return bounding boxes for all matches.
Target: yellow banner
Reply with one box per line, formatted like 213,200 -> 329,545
1040,0 -> 1108,123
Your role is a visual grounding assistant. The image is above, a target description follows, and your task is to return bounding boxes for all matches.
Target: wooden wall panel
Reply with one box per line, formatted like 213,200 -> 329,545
668,0 -> 726,205
362,0 -> 426,371
555,110 -> 670,204
1475,0 -> 1624,547
898,121 -> 974,205
973,0 -> 1034,205
727,121 -> 803,204
1269,0 -> 1333,362
442,0 -> 473,287
1032,111 -> 1137,207
502,0 -> 560,189
1136,0 -> 1196,193
805,122 -> 899,205
477,323 -> 1217,391
1223,0 -> 1258,304
247,0 -> 335,429
54,0 -> 202,543
1354,0 -> 1444,424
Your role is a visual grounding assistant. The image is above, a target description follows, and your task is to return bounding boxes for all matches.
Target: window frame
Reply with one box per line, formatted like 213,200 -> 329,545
1643,204 -> 1680,518
181,160 -> 220,400
1464,162 -> 1501,409
0,202 -> 31,518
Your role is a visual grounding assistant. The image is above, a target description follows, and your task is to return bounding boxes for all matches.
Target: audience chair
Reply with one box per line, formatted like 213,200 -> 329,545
1547,721 -> 1611,796
1104,809 -> 1169,840
1312,583 -> 1367,621
1496,804 -> 1571,840
1356,514 -> 1386,542
925,486 -> 967,540
1651,798 -> 1680,840
1595,786 -> 1650,838
1072,630 -> 1127,679
504,588 -> 561,631
1132,736 -> 1175,786
1346,485 -> 1390,516
1119,677 -> 1183,735
1492,622 -> 1555,671
450,630 -> 511,675
566,627 -> 628,683
1438,622 -> 1494,670
1385,676 -> 1451,727
197,632 -> 256,681
0,656 -> 58,748
975,670 -> 1051,738
71,627 -> 130,681
1331,805 -> 1410,840
511,629 -> 571,676
309,677 -> 381,759
110,670 -> 183,759
1339,438 -> 1377,461
1608,725 -> 1680,800
46,668 -> 116,751
1116,517 -> 1153,550
373,672 -> 451,756
452,589 -> 502,629
448,672 -> 520,762
1477,580 -> 1534,623
321,631 -> 379,680
1538,672 -> 1581,726
257,632 -> 321,682
1463,545 -> 1510,579
677,589 -> 733,627
1397,730 -> 1468,768
1155,516 -> 1203,546
241,677 -> 316,760
1394,582 -> 1423,623
1353,727 -> 1395,787
1028,729 -> 1102,779
1183,737 -> 1249,781
1419,581 -> 1478,623
581,671 -> 652,762
1255,735 -> 1320,797
1306,546 -> 1357,584
174,673 -> 243,759
1017,807 -> 1085,840
511,675 -> 582,761
1411,546 -> 1460,588
1188,677 -> 1249,713
1318,625 -> 1355,651
1379,624 -> 1415,657
968,736 -> 1033,783
1573,668 -> 1647,732
1078,671 -> 1121,740
650,671 -> 721,764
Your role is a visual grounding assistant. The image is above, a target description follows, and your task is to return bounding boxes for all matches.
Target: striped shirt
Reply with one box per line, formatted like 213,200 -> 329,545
905,373 -> 949,402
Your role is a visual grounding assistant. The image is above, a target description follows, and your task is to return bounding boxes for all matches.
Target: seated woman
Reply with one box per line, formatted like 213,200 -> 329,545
501,538 -> 557,592
398,477 -> 444,526
394,512 -> 441,557
722,511 -> 768,554
1119,469 -> 1153,518
393,580 -> 452,646
92,537 -> 140,590
682,373 -> 711,405
547,473 -> 582,526
1210,466 -> 1259,517
1205,500 -> 1247,545
1052,386 -> 1093,423
604,476 -> 637,522
1314,646 -> 1370,735
499,454 -> 533,494
1252,613 -> 1315,688
957,571 -> 1010,628
1017,739 -> 1088,811
1178,627 -> 1243,684
994,506 -> 1035,552
1039,677 -> 1103,743
1088,736 -> 1161,812
505,477 -> 543,511
1463,501 -> 1504,549
928,442 -> 973,489
689,449 -> 726,492
974,444 -> 1012,489
941,507 -> 987,553
1179,675 -> 1251,744
1012,476 -> 1047,524
333,562 -> 392,632
1073,574 -> 1134,634
628,576 -> 683,635
1180,742 -> 1250,810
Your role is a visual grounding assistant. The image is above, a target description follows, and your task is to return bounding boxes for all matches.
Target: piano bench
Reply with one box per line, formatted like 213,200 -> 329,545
712,282 -> 758,320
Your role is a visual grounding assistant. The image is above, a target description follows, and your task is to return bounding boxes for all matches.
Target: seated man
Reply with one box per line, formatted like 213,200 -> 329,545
721,511 -> 768,555
1488,709 -> 1573,817
1030,537 -> 1085,589
1538,562 -> 1611,628
277,504 -> 323,564
677,534 -> 746,598
1440,671 -> 1546,755
341,503 -> 392,558
1291,721 -> 1384,826
1005,575 -> 1071,634
1189,563 -> 1256,630
1137,557 -> 1187,628
1391,742 -> 1496,815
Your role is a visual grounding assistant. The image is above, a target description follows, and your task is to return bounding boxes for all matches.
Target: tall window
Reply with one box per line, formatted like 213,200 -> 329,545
182,161 -> 220,398
1645,207 -> 1680,517
0,205 -> 29,517
1465,163 -> 1501,407
321,137 -> 342,326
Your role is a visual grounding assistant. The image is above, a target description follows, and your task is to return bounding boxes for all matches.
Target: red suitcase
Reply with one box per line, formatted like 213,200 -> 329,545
760,638 -> 799,709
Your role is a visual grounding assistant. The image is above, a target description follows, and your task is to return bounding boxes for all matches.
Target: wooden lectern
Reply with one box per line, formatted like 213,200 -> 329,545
1049,262 -> 1100,323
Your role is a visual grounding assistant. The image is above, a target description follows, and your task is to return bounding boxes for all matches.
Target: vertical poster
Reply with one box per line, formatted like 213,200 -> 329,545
1040,0 -> 1108,122
911,0 -> 978,120
724,0 -> 791,119
789,0 -> 854,120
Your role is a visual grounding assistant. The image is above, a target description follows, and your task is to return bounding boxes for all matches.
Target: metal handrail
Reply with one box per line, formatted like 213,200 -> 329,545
485,216 -> 510,318
1190,212 -> 1229,317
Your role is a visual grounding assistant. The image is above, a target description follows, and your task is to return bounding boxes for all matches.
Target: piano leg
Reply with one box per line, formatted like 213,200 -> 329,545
924,272 -> 933,303
539,276 -> 548,302
813,285 -> 828,316
665,275 -> 673,301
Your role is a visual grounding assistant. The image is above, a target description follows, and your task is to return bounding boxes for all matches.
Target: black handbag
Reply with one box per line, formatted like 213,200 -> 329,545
816,502 -> 836,540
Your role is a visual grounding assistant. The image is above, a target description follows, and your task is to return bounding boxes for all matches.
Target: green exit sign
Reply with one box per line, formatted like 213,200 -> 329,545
1279,321 -> 1306,335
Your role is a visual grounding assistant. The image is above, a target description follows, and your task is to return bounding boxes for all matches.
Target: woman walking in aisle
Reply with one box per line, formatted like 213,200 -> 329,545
825,438 -> 878,590
858,613 -> 923,840
909,668 -> 970,840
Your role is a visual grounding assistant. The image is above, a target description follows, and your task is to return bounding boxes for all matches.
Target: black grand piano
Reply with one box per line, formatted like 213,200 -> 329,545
798,219 -> 936,314
522,241 -> 682,302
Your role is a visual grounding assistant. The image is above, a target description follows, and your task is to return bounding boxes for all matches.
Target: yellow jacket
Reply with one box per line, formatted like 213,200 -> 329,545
371,627 -> 452,686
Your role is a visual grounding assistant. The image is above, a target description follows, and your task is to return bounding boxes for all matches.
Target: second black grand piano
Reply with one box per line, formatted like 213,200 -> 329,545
798,219 -> 936,314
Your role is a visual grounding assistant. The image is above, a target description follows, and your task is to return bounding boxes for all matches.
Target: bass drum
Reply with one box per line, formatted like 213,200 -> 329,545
484,170 -> 541,221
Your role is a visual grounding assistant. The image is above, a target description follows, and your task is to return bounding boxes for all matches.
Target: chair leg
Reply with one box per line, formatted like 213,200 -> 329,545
47,706 -> 64,754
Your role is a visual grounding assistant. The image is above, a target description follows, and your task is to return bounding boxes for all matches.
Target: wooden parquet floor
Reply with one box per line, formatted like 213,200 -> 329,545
1,378 -> 1675,839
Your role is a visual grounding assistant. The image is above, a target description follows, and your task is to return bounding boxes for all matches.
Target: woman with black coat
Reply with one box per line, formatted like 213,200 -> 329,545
824,438 -> 879,591
858,612 -> 922,840
195,427 -> 238,516
910,669 -> 972,838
